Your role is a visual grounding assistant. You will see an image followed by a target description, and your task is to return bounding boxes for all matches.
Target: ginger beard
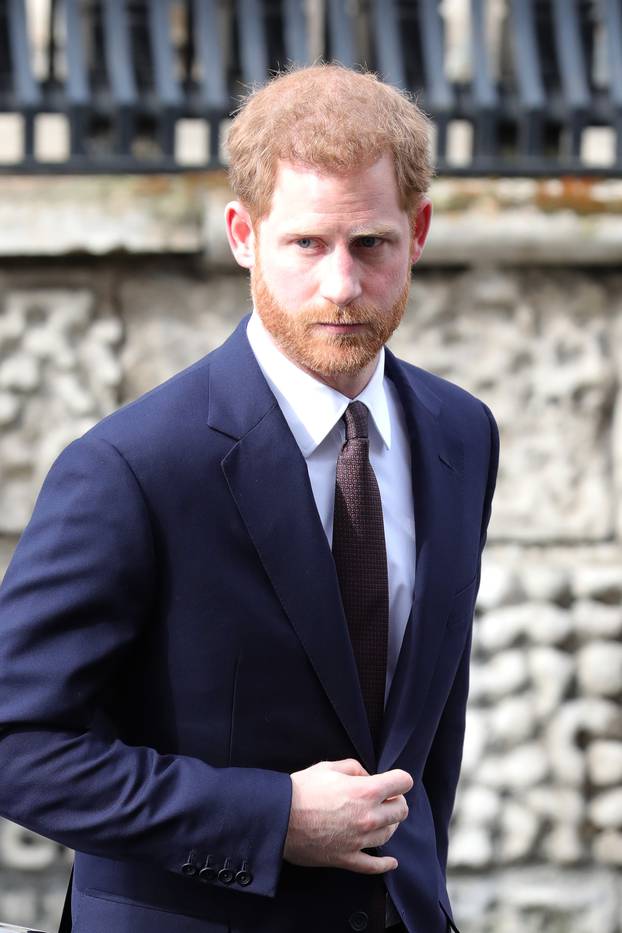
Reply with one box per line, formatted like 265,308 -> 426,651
250,247 -> 411,379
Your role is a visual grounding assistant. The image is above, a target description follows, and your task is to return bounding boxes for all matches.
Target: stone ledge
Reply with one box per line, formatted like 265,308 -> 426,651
0,175 -> 211,257
3,176 -> 622,266
424,211 -> 622,266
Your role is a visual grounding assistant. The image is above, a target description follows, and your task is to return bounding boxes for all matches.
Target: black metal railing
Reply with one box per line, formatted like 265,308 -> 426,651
0,0 -> 621,175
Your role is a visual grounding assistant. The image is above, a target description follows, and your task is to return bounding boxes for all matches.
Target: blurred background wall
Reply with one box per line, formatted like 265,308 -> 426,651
1,1 -> 621,931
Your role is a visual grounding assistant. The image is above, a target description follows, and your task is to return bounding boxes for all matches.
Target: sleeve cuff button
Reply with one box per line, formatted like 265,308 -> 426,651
218,859 -> 235,884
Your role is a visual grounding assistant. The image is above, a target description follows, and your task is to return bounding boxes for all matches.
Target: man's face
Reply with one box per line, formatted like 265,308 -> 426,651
248,154 -> 427,382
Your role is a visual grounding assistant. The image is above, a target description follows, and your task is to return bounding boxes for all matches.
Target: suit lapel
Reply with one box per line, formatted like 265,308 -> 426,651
379,350 -> 464,771
208,319 -> 375,771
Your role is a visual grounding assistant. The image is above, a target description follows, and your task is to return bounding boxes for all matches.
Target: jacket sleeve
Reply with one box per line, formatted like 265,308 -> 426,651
421,402 -> 499,875
0,434 -> 292,897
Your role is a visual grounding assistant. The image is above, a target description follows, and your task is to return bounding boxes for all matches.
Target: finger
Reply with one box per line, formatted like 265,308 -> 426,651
343,851 -> 398,875
378,797 -> 409,825
325,758 -> 369,777
359,800 -> 406,836
361,823 -> 400,849
366,768 -> 413,801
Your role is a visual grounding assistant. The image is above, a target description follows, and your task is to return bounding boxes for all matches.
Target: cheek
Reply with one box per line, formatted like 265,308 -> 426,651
264,260 -> 317,306
363,260 -> 409,299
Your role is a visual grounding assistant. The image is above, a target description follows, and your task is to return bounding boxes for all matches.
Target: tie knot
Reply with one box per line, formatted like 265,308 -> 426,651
343,401 -> 369,441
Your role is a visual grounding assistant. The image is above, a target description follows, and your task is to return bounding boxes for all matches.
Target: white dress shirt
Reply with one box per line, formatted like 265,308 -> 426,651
246,311 -> 416,700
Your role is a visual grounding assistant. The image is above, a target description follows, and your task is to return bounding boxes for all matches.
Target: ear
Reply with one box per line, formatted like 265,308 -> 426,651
224,201 -> 256,269
410,197 -> 432,265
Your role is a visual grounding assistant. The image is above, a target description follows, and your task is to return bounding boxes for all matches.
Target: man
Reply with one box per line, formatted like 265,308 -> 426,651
0,64 -> 498,933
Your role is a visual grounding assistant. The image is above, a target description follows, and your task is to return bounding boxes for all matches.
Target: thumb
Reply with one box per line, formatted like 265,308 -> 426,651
323,758 -> 369,777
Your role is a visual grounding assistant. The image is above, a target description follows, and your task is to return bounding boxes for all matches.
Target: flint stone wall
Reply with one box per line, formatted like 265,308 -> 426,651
0,176 -> 621,932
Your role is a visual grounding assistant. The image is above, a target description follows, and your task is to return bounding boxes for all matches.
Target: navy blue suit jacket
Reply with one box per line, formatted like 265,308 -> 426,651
0,317 -> 498,933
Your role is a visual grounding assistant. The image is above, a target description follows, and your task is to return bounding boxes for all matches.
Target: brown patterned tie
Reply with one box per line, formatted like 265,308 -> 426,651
333,401 -> 389,752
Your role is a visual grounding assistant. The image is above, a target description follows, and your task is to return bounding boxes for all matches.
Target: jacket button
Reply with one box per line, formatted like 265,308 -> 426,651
349,910 -> 368,931
198,856 -> 217,882
218,858 -> 235,884
235,860 -> 253,886
181,850 -> 197,876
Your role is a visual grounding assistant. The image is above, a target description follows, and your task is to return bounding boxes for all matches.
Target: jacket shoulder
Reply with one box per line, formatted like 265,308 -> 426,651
392,356 -> 499,485
83,348 -> 218,453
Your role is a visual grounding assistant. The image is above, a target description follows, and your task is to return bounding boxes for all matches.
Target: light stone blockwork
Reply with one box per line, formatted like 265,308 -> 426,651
390,269 -> 620,543
455,549 -> 622,868
0,178 -> 621,932
0,287 -> 122,534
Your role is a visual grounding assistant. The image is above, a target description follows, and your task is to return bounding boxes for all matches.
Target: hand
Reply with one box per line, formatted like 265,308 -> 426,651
283,758 -> 412,874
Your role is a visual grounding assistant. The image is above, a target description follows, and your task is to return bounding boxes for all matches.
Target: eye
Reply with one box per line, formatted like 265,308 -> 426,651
356,236 -> 382,249
296,237 -> 316,249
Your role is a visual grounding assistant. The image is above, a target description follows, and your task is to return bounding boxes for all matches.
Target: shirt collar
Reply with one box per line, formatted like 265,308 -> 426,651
246,310 -> 392,457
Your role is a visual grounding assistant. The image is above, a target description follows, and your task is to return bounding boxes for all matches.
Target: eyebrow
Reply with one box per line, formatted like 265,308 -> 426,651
282,225 -> 401,239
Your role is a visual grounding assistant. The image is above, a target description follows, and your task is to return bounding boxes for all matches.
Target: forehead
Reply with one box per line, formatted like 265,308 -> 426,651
263,153 -> 406,234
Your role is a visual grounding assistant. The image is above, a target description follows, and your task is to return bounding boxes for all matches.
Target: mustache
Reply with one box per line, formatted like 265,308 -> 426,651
297,304 -> 384,326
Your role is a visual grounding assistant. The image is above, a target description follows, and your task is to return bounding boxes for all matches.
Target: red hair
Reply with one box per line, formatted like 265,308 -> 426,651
226,63 -> 433,221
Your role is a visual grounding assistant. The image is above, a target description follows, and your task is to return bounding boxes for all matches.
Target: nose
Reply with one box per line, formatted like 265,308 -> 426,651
319,245 -> 362,307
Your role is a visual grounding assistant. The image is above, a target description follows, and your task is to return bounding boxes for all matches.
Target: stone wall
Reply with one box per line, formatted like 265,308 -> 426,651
0,176 -> 621,932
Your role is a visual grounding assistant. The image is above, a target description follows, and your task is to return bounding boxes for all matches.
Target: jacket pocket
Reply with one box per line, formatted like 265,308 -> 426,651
81,886 -> 229,932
